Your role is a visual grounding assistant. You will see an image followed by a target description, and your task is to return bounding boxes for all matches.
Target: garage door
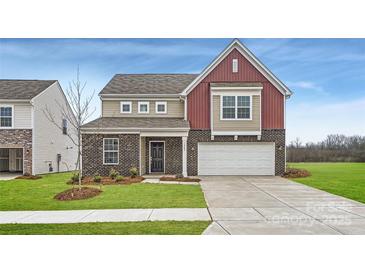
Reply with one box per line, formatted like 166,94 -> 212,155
198,142 -> 275,175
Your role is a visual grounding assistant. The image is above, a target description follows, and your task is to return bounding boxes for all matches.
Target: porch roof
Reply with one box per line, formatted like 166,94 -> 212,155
82,117 -> 190,131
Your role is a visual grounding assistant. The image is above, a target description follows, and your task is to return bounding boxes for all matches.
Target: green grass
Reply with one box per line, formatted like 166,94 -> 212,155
0,221 -> 211,235
0,172 -> 207,210
289,163 -> 365,203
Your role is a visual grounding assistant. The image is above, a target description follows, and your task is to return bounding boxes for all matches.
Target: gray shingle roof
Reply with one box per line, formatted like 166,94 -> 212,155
0,80 -> 57,100
99,74 -> 198,95
82,117 -> 190,129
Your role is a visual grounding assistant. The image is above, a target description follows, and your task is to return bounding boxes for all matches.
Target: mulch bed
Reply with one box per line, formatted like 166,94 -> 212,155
68,176 -> 144,185
160,176 -> 201,182
54,187 -> 102,201
283,168 -> 311,178
15,175 -> 42,180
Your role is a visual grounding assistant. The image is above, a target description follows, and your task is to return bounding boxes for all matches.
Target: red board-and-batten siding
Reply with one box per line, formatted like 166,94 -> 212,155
187,48 -> 284,129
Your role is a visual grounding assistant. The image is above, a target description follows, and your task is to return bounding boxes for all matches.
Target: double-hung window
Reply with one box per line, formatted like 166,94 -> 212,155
103,138 -> 119,165
138,102 -> 149,113
120,101 -> 132,113
155,101 -> 167,114
0,106 -> 13,128
221,95 -> 251,120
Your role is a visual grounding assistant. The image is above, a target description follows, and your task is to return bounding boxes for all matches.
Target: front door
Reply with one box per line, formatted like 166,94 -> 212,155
150,142 -> 164,173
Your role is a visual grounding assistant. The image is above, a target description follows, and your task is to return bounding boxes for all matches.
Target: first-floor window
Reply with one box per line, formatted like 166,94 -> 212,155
103,138 -> 119,165
0,106 -> 13,128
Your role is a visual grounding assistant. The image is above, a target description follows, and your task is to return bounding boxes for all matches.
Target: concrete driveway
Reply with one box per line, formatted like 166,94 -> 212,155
201,176 -> 365,235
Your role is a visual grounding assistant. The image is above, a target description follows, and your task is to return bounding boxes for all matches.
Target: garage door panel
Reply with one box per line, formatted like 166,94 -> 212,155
198,142 -> 275,175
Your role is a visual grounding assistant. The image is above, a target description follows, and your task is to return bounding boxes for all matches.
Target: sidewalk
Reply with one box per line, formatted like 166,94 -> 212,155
0,208 -> 211,224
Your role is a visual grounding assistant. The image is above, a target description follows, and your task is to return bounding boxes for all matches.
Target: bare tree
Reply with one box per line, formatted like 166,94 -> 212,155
43,67 -> 95,188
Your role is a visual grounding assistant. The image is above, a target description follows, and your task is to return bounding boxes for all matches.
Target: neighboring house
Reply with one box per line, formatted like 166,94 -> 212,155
0,80 -> 77,175
81,39 -> 292,177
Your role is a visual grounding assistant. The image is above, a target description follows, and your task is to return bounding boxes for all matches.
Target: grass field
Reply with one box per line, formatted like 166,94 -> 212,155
0,221 -> 211,235
289,162 -> 365,203
0,172 -> 207,210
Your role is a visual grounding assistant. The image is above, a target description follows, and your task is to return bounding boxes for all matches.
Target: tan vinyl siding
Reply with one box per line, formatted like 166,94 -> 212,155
212,95 -> 260,132
14,104 -> 32,128
102,99 -> 184,118
0,102 -> 32,129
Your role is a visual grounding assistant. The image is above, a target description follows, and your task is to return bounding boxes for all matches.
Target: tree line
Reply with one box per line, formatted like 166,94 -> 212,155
287,134 -> 365,162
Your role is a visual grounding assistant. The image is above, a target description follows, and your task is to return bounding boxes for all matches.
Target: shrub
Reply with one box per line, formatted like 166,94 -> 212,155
129,167 -> 138,178
116,175 -> 124,182
109,168 -> 119,179
93,173 -> 102,183
71,173 -> 79,183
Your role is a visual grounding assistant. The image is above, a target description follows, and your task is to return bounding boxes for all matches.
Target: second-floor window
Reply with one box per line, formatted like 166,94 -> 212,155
120,101 -> 132,113
0,106 -> 13,128
221,95 -> 251,120
62,118 -> 68,135
156,101 -> 167,114
138,102 -> 149,113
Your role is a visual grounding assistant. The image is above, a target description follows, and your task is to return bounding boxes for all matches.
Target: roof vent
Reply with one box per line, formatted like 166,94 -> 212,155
232,59 -> 238,73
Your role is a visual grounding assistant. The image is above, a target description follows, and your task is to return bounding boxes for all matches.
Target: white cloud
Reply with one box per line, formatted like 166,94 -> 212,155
287,96 -> 365,143
287,81 -> 329,95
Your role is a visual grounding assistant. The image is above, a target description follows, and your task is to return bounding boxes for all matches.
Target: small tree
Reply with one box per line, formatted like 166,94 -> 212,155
43,67 -> 95,189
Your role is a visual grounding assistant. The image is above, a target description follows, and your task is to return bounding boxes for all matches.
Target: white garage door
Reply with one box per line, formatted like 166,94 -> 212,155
198,142 -> 275,175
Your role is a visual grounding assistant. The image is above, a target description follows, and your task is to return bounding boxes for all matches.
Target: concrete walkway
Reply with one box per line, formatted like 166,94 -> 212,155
0,208 -> 211,224
201,176 -> 365,235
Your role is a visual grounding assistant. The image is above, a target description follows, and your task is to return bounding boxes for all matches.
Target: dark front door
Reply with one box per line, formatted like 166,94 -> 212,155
151,142 -> 164,173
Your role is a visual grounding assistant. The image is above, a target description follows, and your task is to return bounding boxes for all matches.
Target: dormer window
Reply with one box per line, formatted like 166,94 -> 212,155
0,106 -> 13,128
138,102 -> 149,113
120,101 -> 132,113
232,59 -> 238,73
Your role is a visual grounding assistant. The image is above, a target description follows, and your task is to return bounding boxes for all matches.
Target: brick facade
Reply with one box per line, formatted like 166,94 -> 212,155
187,129 -> 285,176
82,129 -> 285,177
145,137 -> 182,175
82,133 -> 140,176
0,129 -> 32,174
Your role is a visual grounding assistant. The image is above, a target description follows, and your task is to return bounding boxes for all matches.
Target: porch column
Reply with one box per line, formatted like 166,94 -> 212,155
182,136 -> 188,177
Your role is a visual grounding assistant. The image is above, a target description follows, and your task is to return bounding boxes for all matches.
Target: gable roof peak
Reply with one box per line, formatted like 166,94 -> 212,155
181,39 -> 293,97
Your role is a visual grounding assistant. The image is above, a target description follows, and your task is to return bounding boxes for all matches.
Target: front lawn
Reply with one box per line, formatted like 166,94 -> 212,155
0,172 -> 207,210
288,163 -> 365,203
0,221 -> 211,235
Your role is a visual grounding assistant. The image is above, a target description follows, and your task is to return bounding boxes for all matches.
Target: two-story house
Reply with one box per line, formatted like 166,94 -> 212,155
81,39 -> 292,177
0,80 -> 77,175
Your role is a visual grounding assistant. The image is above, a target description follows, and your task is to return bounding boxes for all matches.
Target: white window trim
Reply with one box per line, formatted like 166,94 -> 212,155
0,105 -> 14,129
220,95 -> 252,121
120,101 -> 132,113
155,101 -> 167,114
103,138 -> 119,165
138,101 -> 150,114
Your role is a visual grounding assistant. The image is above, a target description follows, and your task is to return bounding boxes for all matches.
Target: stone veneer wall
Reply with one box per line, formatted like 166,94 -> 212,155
0,129 -> 32,174
144,137 -> 182,175
82,134 -> 140,176
187,129 -> 285,176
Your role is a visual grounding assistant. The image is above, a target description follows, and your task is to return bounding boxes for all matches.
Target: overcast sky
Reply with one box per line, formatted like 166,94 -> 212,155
1,38 -> 364,143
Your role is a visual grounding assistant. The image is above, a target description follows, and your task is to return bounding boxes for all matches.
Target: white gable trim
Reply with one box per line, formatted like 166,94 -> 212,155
181,39 -> 293,97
